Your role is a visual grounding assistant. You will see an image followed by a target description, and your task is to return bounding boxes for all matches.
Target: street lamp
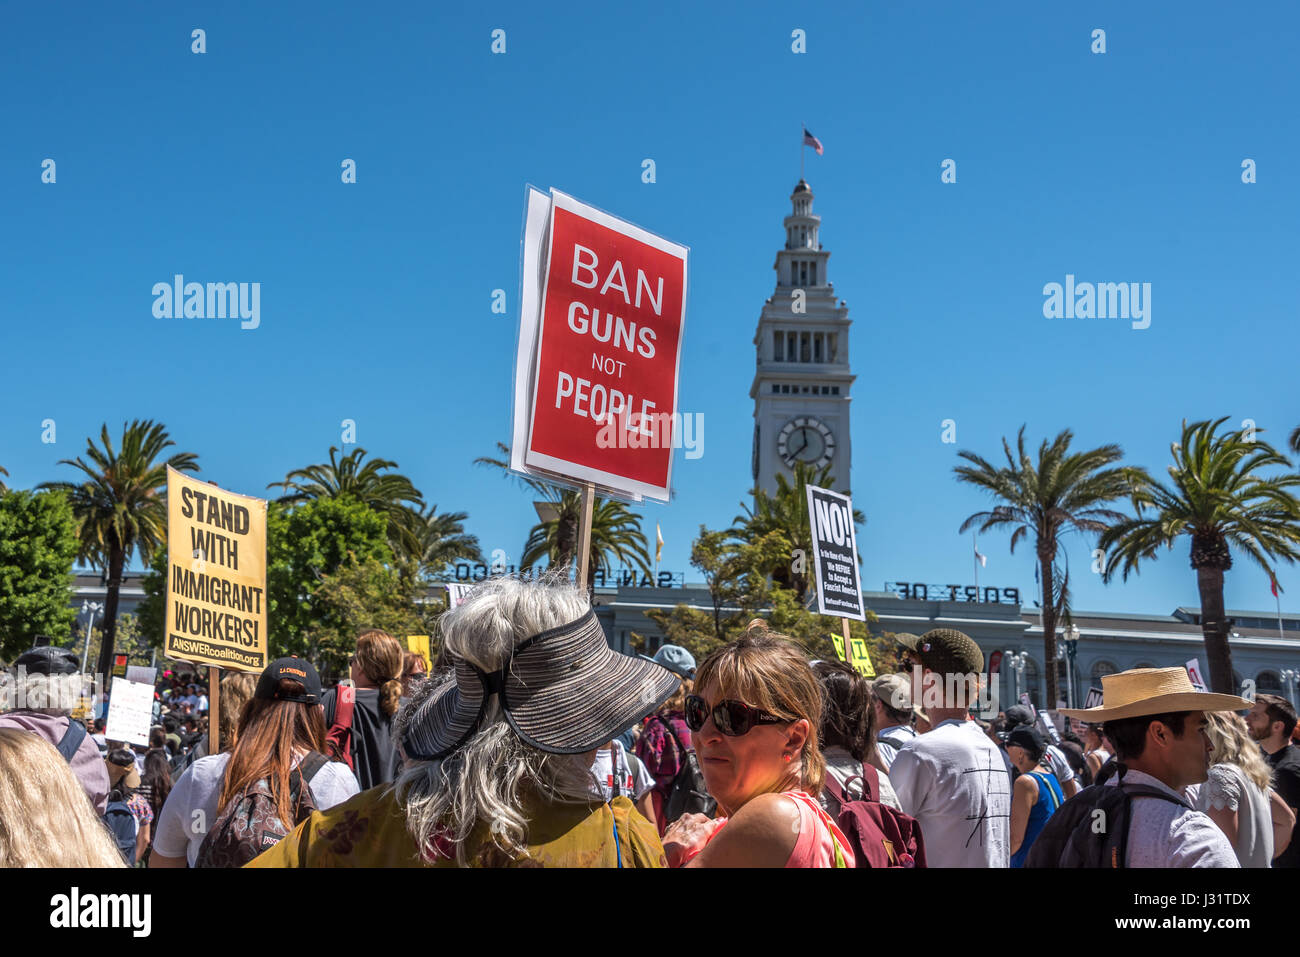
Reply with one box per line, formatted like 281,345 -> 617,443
79,600 -> 103,672
1007,651 -> 1027,706
1064,624 -> 1080,710
1282,669 -> 1299,709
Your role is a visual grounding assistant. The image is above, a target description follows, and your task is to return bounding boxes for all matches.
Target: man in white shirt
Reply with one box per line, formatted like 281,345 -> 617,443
1056,667 -> 1249,868
890,629 -> 1011,867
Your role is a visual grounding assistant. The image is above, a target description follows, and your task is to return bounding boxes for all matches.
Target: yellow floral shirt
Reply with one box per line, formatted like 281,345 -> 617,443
246,784 -> 666,868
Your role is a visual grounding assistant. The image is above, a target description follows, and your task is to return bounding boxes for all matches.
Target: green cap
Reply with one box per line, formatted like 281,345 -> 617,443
908,628 -> 984,677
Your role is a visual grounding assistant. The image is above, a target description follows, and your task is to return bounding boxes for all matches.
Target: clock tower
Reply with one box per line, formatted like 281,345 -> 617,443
750,179 -> 854,495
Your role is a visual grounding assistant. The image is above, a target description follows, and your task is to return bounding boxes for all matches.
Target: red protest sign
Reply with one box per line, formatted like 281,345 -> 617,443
520,190 -> 688,502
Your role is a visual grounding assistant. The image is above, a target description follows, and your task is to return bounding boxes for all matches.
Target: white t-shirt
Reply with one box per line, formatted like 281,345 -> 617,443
1105,768 -> 1238,868
152,751 -> 360,866
890,719 -> 1012,867
589,741 -> 654,803
1044,745 -> 1076,788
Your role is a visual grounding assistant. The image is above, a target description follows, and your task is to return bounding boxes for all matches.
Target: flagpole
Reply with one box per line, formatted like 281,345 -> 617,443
800,123 -> 805,181
973,531 -> 979,596
1279,591 -> 1286,642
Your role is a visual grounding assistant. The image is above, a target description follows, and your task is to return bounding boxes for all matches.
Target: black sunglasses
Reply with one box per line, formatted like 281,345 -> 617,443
684,694 -> 789,736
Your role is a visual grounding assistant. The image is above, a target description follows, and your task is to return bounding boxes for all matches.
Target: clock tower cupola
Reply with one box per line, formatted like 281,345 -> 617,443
749,180 -> 855,495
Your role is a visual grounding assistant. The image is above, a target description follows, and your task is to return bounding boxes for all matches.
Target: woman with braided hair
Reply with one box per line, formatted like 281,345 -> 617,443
321,629 -> 407,790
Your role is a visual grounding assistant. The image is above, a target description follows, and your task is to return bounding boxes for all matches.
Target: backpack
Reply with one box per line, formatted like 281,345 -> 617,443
1024,765 -> 1190,868
823,765 -> 927,868
103,799 -> 139,864
326,685 -> 356,772
195,753 -> 328,868
658,717 -> 717,823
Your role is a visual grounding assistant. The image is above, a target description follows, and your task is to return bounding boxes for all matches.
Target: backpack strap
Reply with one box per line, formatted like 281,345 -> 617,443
298,751 -> 328,785
56,719 -> 87,763
608,744 -> 622,799
333,684 -> 355,731
823,772 -> 848,809
859,764 -> 880,803
658,714 -> 689,755
1112,765 -> 1190,867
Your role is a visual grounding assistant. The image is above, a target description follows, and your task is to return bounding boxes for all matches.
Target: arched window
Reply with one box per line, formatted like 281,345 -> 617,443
1090,660 -> 1119,687
1257,671 -> 1283,695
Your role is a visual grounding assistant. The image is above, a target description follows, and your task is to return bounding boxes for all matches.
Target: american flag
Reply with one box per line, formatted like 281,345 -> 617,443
803,127 -> 824,155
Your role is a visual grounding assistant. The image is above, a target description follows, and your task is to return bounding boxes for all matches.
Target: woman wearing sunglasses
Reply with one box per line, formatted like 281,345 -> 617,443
661,621 -> 855,867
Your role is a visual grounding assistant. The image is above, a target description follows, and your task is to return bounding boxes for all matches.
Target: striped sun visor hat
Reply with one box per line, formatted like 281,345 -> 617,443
402,609 -> 680,760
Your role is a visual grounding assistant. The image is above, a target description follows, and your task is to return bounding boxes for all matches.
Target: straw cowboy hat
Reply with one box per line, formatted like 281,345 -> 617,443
1059,667 -> 1251,722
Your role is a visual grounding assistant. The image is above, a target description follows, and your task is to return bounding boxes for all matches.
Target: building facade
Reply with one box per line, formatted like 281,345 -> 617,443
750,180 -> 855,495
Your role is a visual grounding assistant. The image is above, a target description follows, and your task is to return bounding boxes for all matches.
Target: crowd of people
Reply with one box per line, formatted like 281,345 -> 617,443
2,574 -> 1300,869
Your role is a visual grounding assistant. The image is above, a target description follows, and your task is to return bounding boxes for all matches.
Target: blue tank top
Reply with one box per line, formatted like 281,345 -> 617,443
1010,770 -> 1064,868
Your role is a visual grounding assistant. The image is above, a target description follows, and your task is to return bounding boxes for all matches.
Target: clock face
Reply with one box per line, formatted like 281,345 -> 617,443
777,417 -> 835,469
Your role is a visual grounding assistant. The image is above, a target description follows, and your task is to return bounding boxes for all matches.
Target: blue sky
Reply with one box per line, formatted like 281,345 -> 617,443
2,1 -> 1297,618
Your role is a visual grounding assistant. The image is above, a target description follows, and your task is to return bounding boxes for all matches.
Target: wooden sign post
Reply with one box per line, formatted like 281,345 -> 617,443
575,482 -> 596,592
208,665 -> 221,754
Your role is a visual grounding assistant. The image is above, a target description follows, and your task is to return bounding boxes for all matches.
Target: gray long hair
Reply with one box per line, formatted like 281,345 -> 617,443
393,575 -> 601,866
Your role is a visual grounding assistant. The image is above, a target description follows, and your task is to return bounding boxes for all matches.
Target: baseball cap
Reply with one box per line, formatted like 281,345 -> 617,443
1004,724 -> 1046,757
872,673 -> 913,712
14,645 -> 80,676
1004,704 -> 1035,729
639,644 -> 696,680
903,628 -> 984,678
254,657 -> 322,705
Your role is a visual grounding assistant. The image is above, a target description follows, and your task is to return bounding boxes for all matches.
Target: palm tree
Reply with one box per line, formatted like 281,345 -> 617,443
402,504 -> 483,577
1099,418 -> 1300,694
40,421 -> 199,682
0,465 -> 8,493
522,495 -> 653,584
475,443 -> 653,586
1289,425 -> 1300,457
269,447 -> 425,560
954,427 -> 1141,708
732,462 -> 863,603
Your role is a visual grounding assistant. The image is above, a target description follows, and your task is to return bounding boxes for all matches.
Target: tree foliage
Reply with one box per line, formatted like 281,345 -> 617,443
269,447 -> 425,562
38,420 -> 198,681
476,442 -> 653,585
303,556 -> 441,680
954,426 -> 1140,706
266,498 -> 395,658
0,490 -> 79,660
1100,418 -> 1300,693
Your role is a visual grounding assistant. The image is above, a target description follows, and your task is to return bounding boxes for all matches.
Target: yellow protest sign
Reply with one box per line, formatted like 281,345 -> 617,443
831,622 -> 875,679
848,636 -> 876,679
164,467 -> 268,674
407,635 -> 431,673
